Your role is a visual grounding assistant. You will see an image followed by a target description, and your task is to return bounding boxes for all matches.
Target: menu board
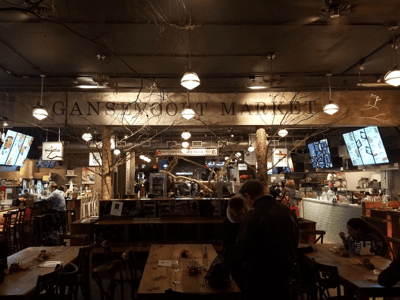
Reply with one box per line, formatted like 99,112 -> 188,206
343,126 -> 388,166
0,130 -> 17,165
15,136 -> 34,167
308,139 -> 333,168
6,132 -> 26,165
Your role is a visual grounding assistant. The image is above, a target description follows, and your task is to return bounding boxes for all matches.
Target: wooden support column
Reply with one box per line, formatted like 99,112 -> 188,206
102,126 -> 113,200
126,152 -> 136,194
256,127 -> 269,193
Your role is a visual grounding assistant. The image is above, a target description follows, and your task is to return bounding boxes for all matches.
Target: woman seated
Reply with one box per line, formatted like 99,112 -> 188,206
339,218 -> 388,257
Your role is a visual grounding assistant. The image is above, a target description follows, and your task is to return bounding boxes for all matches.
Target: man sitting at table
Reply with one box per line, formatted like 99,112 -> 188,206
236,179 -> 299,300
40,184 -> 66,232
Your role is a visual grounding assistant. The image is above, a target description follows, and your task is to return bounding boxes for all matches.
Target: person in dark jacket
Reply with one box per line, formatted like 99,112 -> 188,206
378,257 -> 400,287
236,179 -> 299,300
223,196 -> 249,294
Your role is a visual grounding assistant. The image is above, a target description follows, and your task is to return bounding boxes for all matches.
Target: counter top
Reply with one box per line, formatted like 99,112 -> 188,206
100,197 -> 230,201
302,197 -> 361,208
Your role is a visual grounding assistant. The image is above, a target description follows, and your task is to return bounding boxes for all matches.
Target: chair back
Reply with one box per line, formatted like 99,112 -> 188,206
58,234 -> 89,246
122,249 -> 140,286
77,241 -> 98,300
92,260 -> 124,300
387,236 -> 400,260
299,230 -> 326,244
34,264 -> 62,299
101,240 -> 114,263
290,206 -> 299,217
309,258 -> 341,299
57,263 -> 79,300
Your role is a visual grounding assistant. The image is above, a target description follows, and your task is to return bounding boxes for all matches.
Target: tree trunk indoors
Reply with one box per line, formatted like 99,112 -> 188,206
256,127 -> 269,194
102,126 -> 113,200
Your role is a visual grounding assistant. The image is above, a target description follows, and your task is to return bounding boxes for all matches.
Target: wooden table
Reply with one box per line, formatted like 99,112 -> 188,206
0,246 -> 80,299
303,243 -> 400,300
138,244 -> 241,299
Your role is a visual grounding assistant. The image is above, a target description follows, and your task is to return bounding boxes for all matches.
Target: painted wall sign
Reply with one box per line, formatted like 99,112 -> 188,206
42,142 -> 64,161
156,148 -> 219,156
273,148 -> 288,167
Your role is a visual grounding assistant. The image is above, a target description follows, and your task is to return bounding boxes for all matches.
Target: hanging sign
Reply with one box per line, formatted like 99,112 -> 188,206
156,148 -> 218,156
42,142 -> 64,161
238,163 -> 247,171
273,148 -> 288,167
89,152 -> 102,166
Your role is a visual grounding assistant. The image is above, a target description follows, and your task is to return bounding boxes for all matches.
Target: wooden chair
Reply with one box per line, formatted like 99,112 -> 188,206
101,240 -> 114,263
16,207 -> 26,251
122,249 -> 142,300
92,260 -> 125,300
164,288 -> 212,299
387,236 -> 400,260
24,205 -> 39,247
308,258 -> 342,299
300,230 -> 326,244
77,241 -> 98,300
57,263 -> 79,300
58,234 -> 89,247
3,211 -> 19,255
34,263 -> 62,299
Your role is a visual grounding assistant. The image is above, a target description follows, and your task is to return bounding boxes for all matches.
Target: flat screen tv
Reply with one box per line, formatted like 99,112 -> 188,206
307,139 -> 333,169
0,130 -> 34,166
343,126 -> 388,166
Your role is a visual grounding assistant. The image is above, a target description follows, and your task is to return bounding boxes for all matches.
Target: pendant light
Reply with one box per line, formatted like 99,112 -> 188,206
247,77 -> 268,89
384,28 -> 400,86
181,91 -> 195,120
181,148 -> 189,154
82,132 -> 92,141
32,75 -> 48,120
323,73 -> 339,115
278,129 -> 288,137
182,141 -> 189,148
181,131 -> 191,140
181,29 -> 200,90
114,149 -> 121,155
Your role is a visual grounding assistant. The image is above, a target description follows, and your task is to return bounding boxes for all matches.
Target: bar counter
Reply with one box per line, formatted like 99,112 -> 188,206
99,197 -> 231,201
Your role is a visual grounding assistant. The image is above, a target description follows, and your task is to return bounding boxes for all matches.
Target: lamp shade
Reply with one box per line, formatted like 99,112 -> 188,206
181,148 -> 189,154
114,149 -> 121,155
181,108 -> 195,120
32,107 -> 48,120
248,146 -> 255,152
247,80 -> 268,89
384,67 -> 400,87
181,131 -> 191,140
278,129 -> 288,137
323,102 -> 339,115
181,71 -> 200,90
182,141 -> 189,148
82,132 -> 92,141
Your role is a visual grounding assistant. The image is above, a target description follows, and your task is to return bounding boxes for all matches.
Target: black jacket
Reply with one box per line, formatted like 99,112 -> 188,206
378,258 -> 400,287
236,195 -> 299,273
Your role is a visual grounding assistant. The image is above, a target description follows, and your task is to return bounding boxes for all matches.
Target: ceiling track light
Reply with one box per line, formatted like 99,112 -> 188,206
181,90 -> 195,120
384,27 -> 400,87
181,29 -> 200,90
181,131 -> 191,140
323,73 -> 339,115
278,129 -> 288,137
32,75 -> 48,120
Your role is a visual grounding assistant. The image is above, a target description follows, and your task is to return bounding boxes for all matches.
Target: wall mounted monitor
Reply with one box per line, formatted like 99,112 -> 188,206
343,126 -> 388,166
307,139 -> 333,169
0,130 -> 34,166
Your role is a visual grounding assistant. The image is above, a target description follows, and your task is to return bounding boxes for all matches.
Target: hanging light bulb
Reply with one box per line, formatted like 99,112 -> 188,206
182,141 -> 189,148
114,149 -> 121,155
139,155 -> 145,160
278,129 -> 288,137
181,131 -> 191,140
82,132 -> 92,141
385,28 -> 400,86
181,71 -> 200,90
33,75 -> 48,120
181,148 -> 189,154
248,146 -> 255,152
323,73 -> 339,115
225,157 -> 229,160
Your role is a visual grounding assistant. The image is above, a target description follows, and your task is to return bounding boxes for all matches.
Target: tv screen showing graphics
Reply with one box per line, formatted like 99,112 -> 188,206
0,130 -> 34,166
343,126 -> 388,166
307,139 -> 333,169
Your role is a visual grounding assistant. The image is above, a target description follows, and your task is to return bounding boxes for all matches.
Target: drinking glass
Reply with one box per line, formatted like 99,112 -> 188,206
172,260 -> 180,285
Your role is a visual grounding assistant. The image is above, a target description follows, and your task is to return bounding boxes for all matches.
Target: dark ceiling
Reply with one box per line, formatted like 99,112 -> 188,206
1,0 -> 400,93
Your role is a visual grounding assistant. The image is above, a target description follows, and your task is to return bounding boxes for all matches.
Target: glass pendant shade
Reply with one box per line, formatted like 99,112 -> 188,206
248,146 -> 255,152
114,149 -> 121,155
182,141 -> 189,148
384,67 -> 400,87
82,132 -> 92,141
32,107 -> 48,120
181,131 -> 191,140
181,108 -> 195,120
1,132 -> 5,143
181,148 -> 189,154
247,80 -> 268,89
323,102 -> 339,115
278,129 -> 288,137
181,71 -> 200,90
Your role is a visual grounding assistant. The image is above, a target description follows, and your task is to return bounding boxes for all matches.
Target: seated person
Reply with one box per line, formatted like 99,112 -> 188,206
339,218 -> 388,257
378,257 -> 400,287
40,184 -> 66,211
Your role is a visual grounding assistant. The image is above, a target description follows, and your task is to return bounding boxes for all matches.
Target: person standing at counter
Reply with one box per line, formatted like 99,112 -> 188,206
236,179 -> 299,300
339,218 -> 388,257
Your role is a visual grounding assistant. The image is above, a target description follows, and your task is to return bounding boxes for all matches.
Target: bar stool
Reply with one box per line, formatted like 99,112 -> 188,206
24,205 -> 39,247
16,207 -> 26,251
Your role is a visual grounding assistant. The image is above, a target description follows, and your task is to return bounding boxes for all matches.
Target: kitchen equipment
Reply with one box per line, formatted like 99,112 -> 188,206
357,178 -> 369,189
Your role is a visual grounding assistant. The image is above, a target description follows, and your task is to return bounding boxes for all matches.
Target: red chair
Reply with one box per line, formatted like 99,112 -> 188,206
290,206 -> 299,217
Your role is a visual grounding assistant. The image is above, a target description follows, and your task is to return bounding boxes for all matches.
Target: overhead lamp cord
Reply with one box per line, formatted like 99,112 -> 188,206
328,74 -> 332,102
392,30 -> 397,67
188,29 -> 192,70
40,75 -> 45,106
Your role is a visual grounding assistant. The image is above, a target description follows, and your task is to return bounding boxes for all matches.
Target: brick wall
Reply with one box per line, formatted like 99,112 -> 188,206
303,198 -> 362,244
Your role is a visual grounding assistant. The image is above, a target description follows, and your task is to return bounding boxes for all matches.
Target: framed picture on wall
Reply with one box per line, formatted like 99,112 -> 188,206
82,167 -> 95,185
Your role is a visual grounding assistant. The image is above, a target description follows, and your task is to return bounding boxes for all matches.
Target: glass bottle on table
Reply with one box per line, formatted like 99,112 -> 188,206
172,259 -> 180,285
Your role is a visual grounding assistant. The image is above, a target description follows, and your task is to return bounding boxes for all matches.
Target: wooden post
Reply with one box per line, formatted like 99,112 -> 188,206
256,127 -> 269,193
102,126 -> 113,200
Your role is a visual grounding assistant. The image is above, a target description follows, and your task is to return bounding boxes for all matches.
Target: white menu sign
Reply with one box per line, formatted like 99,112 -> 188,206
156,148 -> 218,156
273,148 -> 288,167
42,142 -> 64,161
89,152 -> 102,166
